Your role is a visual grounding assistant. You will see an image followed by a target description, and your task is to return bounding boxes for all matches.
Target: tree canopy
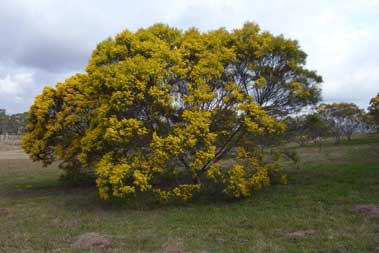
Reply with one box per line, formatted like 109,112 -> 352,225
0,110 -> 28,135
285,113 -> 330,146
230,23 -> 322,116
367,92 -> 379,132
318,103 -> 364,142
23,23 -> 322,201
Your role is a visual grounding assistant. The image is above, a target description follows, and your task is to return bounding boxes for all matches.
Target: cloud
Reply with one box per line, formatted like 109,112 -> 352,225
0,70 -> 34,113
0,72 -> 33,95
0,0 -> 378,113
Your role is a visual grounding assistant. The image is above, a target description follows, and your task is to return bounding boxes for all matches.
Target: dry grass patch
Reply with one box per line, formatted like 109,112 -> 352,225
71,232 -> 112,249
354,205 -> 379,218
286,229 -> 316,240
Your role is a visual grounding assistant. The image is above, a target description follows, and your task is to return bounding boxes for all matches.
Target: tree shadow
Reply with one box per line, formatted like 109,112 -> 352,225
3,161 -> 379,215
3,174 -> 257,213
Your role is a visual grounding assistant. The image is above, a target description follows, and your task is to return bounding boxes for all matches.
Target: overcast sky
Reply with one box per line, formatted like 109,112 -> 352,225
0,0 -> 378,113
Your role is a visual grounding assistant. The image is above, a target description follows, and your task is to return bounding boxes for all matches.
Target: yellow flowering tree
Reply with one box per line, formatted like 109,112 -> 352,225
23,23 -> 321,201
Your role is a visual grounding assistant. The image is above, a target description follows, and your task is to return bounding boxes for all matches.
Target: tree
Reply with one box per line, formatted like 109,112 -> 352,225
284,115 -> 309,146
0,110 -> 28,135
7,112 -> 28,134
23,23 -> 321,202
303,113 -> 330,143
0,109 -> 6,135
367,93 -> 379,133
318,103 -> 364,143
284,113 -> 330,147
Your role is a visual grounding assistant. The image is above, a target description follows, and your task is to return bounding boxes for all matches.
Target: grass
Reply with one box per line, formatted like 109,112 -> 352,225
0,134 -> 378,252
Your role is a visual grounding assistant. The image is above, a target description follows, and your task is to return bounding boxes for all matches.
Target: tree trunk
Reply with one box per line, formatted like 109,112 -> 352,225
347,134 -> 352,141
335,135 -> 341,145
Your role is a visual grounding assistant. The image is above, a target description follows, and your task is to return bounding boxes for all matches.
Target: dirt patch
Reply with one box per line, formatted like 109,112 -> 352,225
0,143 -> 21,151
286,229 -> 316,240
354,205 -> 379,218
0,149 -> 29,160
161,241 -> 185,253
0,208 -> 9,217
71,232 -> 112,249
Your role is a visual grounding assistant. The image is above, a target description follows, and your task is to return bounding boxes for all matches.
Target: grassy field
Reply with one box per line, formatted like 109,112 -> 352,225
0,134 -> 378,252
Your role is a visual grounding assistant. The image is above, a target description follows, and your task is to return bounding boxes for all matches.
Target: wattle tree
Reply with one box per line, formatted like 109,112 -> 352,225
22,23 -> 322,201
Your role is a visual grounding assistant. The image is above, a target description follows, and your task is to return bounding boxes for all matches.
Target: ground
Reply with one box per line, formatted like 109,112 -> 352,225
0,134 -> 378,252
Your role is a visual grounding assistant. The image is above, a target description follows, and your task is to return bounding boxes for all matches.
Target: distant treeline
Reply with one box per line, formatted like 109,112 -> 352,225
0,109 -> 28,135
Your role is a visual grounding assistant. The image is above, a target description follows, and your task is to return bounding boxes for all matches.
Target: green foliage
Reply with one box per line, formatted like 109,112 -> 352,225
284,113 -> 330,147
283,115 -> 308,146
280,149 -> 300,166
23,22 -> 321,202
367,92 -> 379,133
303,113 -> 330,141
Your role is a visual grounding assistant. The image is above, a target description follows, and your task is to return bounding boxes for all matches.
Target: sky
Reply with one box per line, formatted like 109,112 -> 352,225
0,0 -> 378,114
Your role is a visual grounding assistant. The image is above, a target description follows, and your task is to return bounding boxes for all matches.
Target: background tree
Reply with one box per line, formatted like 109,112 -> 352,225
284,115 -> 308,146
367,93 -> 379,133
7,112 -> 28,134
0,109 -> 6,135
284,113 -> 330,147
23,23 -> 321,202
303,113 -> 330,144
318,103 -> 364,143
0,110 -> 28,135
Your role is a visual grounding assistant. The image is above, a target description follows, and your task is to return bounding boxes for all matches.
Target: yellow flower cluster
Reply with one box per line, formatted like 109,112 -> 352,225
22,74 -> 89,166
255,77 -> 267,89
154,184 -> 201,202
204,147 -> 286,199
95,153 -> 153,200
240,103 -> 286,135
104,117 -> 148,144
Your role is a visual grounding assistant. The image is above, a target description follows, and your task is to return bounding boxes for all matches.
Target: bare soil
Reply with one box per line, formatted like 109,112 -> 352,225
354,205 -> 379,218
0,208 -> 9,217
161,241 -> 185,253
0,144 -> 28,160
71,232 -> 112,249
286,230 -> 316,240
